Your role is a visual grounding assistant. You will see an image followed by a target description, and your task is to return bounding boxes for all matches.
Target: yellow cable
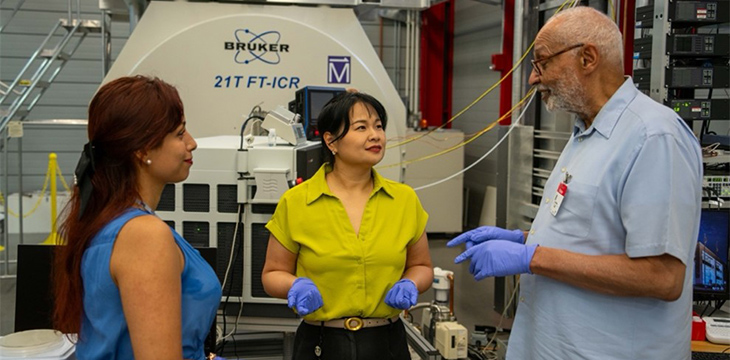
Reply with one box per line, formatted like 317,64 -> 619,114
377,88 -> 535,170
608,0 -> 616,22
387,0 -> 576,151
388,42 -> 534,149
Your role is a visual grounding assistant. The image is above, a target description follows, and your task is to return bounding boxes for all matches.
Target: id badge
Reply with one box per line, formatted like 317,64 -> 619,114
550,182 -> 568,216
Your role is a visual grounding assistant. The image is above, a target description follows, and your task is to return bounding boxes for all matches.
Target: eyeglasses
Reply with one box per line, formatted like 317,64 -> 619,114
530,43 -> 584,76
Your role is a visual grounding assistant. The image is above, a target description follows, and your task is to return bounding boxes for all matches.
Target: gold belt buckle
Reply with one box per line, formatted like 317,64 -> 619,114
344,317 -> 364,331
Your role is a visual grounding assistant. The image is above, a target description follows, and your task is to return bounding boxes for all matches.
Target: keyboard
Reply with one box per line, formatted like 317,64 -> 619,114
692,351 -> 730,360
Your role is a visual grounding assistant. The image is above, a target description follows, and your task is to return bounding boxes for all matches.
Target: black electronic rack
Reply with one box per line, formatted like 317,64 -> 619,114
634,0 -> 730,149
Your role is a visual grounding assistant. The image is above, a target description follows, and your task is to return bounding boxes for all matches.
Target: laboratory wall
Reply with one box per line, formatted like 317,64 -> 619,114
450,0 -> 504,228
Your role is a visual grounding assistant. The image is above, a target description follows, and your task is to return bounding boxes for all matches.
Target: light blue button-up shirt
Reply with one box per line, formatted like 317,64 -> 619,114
507,78 -> 702,360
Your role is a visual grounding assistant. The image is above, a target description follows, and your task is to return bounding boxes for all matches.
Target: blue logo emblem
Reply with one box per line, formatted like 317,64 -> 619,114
224,29 -> 290,65
328,56 -> 351,84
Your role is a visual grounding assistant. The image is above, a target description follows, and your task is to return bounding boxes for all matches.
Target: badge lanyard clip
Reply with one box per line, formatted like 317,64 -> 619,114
550,172 -> 570,216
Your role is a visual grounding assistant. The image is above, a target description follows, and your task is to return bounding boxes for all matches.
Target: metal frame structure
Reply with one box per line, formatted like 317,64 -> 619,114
648,0 -> 671,104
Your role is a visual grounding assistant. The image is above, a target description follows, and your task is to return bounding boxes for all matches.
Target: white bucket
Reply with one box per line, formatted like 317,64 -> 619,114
0,330 -> 75,359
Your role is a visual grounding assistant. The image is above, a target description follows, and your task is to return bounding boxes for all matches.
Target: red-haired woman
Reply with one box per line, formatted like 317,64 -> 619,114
53,76 -> 222,360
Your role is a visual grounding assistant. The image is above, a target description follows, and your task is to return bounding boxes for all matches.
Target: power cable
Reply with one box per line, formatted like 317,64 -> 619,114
413,91 -> 536,192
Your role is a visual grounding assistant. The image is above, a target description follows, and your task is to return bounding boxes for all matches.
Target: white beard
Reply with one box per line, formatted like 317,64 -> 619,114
542,71 -> 590,117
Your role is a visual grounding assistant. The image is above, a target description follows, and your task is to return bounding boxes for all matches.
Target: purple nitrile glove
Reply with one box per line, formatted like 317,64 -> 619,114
385,279 -> 418,310
287,277 -> 323,316
447,226 -> 524,250
454,240 -> 538,280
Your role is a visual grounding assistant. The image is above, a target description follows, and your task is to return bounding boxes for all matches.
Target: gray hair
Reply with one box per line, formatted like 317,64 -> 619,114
545,7 -> 624,72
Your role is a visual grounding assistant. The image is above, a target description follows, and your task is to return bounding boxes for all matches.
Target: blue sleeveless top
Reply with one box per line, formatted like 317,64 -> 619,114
76,208 -> 222,360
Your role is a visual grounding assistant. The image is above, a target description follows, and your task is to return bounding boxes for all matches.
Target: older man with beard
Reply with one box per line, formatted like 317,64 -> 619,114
447,6 -> 703,360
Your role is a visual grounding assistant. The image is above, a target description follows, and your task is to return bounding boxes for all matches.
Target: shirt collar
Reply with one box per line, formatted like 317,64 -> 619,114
371,167 -> 394,199
306,163 -> 394,205
574,76 -> 638,139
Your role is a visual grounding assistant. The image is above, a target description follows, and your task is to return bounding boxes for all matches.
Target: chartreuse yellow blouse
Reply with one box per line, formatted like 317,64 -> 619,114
266,163 -> 428,321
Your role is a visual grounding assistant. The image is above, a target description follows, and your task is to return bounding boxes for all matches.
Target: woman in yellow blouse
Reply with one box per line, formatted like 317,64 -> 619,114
262,92 -> 433,359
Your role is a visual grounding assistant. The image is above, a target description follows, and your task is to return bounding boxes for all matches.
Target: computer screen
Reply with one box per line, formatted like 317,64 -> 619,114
693,208 -> 730,301
309,91 -> 338,124
290,86 -> 345,140
15,244 -> 55,332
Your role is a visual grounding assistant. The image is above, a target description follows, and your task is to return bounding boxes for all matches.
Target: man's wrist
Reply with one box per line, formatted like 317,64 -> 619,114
529,245 -> 544,274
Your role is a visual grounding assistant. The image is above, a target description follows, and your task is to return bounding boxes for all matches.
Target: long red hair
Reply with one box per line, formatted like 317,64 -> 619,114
53,76 -> 184,334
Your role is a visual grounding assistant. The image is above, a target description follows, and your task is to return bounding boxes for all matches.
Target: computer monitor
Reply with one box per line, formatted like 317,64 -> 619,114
289,86 -> 345,140
15,244 -> 55,332
693,208 -> 730,301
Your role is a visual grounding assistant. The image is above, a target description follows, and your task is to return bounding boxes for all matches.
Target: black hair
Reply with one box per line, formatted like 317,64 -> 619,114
317,92 -> 388,165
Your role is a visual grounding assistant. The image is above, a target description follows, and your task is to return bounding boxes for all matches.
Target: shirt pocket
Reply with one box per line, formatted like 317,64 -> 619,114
551,181 -> 598,238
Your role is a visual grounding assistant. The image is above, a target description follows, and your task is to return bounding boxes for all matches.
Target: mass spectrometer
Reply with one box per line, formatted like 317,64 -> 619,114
101,0 -> 467,329
103,0 -> 405,181
102,0 -> 409,317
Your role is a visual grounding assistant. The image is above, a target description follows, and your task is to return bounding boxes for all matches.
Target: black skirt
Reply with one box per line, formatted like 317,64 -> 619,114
292,318 -> 411,360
